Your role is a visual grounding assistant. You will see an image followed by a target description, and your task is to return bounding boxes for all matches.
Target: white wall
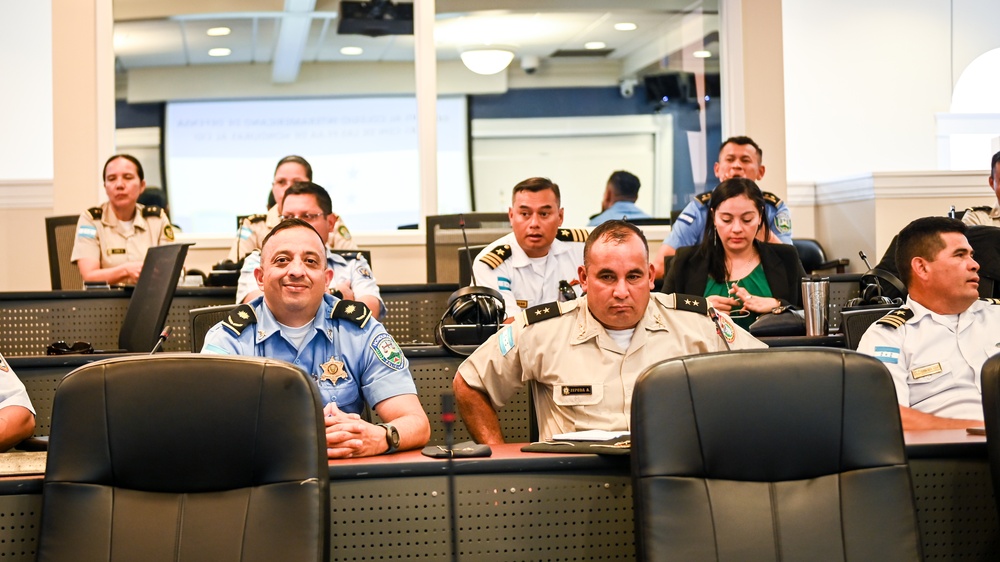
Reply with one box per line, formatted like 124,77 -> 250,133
782,0 -> 953,183
0,1 -> 53,181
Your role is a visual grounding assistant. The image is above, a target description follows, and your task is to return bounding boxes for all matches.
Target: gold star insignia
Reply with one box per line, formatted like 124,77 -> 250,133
692,300 -> 700,306
495,248 -> 506,256
535,309 -> 543,315
684,299 -> 692,305
542,307 -> 550,314
560,229 -> 569,236
238,310 -> 250,320
344,304 -> 356,314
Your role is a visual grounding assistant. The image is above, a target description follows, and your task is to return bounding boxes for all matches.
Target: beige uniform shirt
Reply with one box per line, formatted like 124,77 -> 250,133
962,205 -> 1000,227
70,202 -> 174,269
227,205 -> 358,261
458,293 -> 767,441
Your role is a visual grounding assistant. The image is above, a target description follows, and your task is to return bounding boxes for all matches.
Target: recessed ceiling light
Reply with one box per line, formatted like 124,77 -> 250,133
208,48 -> 232,57
206,27 -> 231,37
614,22 -> 637,31
693,50 -> 712,58
340,46 -> 363,56
584,41 -> 606,50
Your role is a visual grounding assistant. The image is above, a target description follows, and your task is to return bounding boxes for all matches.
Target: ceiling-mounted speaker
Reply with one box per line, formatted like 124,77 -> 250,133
643,72 -> 696,105
338,1 -> 414,37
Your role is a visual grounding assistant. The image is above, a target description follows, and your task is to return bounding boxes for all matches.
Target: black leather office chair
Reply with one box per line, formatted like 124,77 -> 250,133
980,354 -> 1000,521
792,238 -> 850,274
425,213 -> 510,283
631,348 -> 922,561
841,305 -> 899,350
189,304 -> 238,352
37,355 -> 329,562
457,244 -> 488,286
45,215 -> 84,290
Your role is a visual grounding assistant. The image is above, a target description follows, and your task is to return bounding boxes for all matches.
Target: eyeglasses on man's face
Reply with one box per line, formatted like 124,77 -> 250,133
279,213 -> 326,221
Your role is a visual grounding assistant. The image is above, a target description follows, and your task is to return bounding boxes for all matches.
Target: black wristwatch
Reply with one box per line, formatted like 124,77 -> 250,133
377,423 -> 400,454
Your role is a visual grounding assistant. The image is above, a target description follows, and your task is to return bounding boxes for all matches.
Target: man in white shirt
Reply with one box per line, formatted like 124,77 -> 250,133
859,217 -> 999,430
471,177 -> 587,319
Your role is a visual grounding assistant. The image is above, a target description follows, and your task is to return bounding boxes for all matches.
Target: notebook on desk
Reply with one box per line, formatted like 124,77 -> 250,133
98,243 -> 193,353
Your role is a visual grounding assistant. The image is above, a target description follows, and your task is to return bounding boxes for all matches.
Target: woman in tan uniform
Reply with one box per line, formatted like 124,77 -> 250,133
70,154 -> 173,285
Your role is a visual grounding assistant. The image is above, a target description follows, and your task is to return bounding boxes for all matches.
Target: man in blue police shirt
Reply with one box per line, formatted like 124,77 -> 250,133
202,218 -> 430,458
651,136 -> 793,279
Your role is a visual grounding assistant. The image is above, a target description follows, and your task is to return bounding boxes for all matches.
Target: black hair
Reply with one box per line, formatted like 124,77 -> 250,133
607,171 -> 641,200
584,220 -> 648,266
282,181 -> 332,215
719,136 -> 763,163
260,218 -> 326,257
696,177 -> 770,283
103,154 -> 144,182
895,216 -> 967,286
512,177 -> 560,205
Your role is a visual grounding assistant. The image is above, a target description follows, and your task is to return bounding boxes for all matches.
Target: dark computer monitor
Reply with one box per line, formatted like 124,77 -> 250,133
118,243 -> 193,352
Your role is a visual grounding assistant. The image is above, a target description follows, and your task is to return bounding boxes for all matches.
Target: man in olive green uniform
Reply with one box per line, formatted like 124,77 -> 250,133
454,220 -> 767,443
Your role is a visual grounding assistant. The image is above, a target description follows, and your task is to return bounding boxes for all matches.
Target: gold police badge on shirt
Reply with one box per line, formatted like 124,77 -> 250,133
320,357 -> 349,384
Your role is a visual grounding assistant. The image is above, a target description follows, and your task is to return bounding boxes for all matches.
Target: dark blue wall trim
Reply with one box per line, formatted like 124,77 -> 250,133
469,86 -> 654,119
116,100 -> 164,129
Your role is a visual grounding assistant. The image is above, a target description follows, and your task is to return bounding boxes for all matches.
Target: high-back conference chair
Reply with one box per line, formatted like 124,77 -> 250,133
45,215 -> 84,290
631,349 -> 922,562
37,355 -> 330,562
425,213 -> 510,283
980,354 -> 1000,520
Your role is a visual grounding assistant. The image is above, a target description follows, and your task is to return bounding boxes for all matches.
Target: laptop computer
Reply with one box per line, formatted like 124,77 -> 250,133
113,242 -> 193,353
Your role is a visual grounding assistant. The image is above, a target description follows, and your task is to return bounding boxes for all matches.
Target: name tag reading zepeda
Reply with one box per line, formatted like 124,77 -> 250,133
562,385 -> 592,396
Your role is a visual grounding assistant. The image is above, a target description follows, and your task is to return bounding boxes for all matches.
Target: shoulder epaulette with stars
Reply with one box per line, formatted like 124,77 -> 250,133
694,191 -> 712,205
141,205 -> 163,218
875,308 -> 913,329
479,244 -> 512,269
524,302 -> 564,325
668,293 -> 709,315
761,191 -> 784,207
246,213 -> 268,224
556,228 -> 588,243
980,297 -> 1000,305
331,299 -> 372,329
969,205 -> 993,213
87,206 -> 103,220
222,304 -> 257,336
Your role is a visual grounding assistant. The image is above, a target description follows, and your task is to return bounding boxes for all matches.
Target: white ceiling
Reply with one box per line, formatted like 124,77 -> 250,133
113,0 -> 719,83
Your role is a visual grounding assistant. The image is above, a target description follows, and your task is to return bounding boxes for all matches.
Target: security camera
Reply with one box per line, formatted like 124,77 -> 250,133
619,78 -> 638,99
521,55 -> 540,75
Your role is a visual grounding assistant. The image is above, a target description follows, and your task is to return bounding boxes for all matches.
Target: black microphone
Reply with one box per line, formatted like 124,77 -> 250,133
706,306 -> 732,351
858,250 -> 874,270
441,392 -> 459,562
150,326 -> 171,355
459,214 -> 478,286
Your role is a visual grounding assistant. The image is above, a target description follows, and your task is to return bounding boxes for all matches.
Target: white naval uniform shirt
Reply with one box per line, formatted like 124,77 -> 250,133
471,231 -> 585,319
858,297 -> 1000,420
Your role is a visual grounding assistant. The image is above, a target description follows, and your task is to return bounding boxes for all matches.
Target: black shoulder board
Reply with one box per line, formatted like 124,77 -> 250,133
694,191 -> 712,205
479,244 -> 512,270
141,205 -> 162,218
331,299 -> 372,329
980,297 -> 1000,305
670,293 -> 709,315
87,206 -> 103,220
875,308 -> 913,329
222,304 -> 257,336
762,191 -> 784,207
247,213 -> 268,223
556,228 -> 588,243
969,206 -> 993,213
524,302 -> 563,325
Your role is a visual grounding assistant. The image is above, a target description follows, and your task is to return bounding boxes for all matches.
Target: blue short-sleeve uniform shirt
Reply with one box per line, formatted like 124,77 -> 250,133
201,294 -> 416,413
666,191 -> 793,249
